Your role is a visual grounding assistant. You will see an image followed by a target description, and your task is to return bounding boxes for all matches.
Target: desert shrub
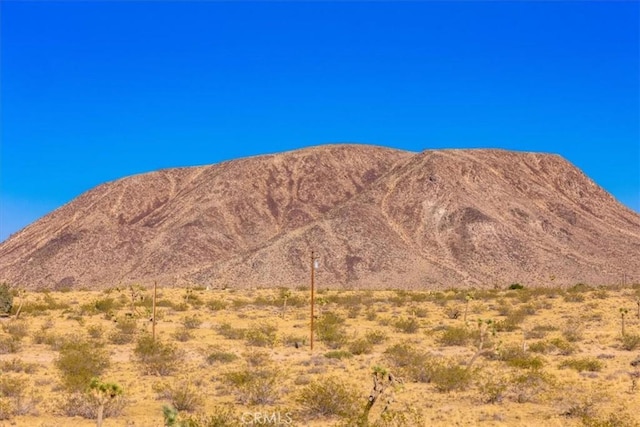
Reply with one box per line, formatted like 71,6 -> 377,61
384,343 -> 434,383
0,283 -> 13,315
365,330 -> 387,345
245,322 -> 277,347
57,391 -> 127,419
134,334 -> 180,376
164,405 -> 241,427
206,298 -> 228,311
348,337 -> 373,355
217,323 -> 246,340
498,345 -> 545,370
438,326 -> 471,346
581,411 -> 640,427
495,309 -> 527,332
549,337 -> 578,355
32,328 -> 66,349
155,379 -> 203,412
281,334 -> 307,348
0,335 -> 20,354
297,376 -> 358,417
509,283 -> 524,290
181,315 -> 202,330
243,349 -> 271,367
365,309 -> 377,321
444,306 -> 462,319
315,311 -> 347,349
0,374 -> 38,418
86,324 -> 104,340
2,320 -> 29,341
0,358 -> 38,374
412,307 -> 428,318
393,317 -> 419,333
620,333 -> 640,351
526,324 -> 558,339
562,325 -> 584,343
91,297 -> 122,314
559,357 -> 603,372
508,370 -> 554,403
528,341 -> 553,354
324,350 -> 353,359
172,327 -> 194,342
430,361 -> 473,392
477,373 -> 508,404
109,317 -> 137,344
206,349 -> 238,365
55,337 -> 110,392
564,293 -> 586,303
224,368 -> 281,405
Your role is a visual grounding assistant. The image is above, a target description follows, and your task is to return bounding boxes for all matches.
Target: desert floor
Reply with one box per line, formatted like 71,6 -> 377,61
1,283 -> 640,426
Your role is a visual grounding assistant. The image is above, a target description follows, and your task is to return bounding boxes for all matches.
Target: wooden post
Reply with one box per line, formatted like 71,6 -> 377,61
310,251 -> 315,352
152,281 -> 157,342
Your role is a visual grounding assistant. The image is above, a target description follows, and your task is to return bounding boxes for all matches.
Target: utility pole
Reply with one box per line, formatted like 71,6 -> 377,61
152,281 -> 157,343
310,251 -> 318,351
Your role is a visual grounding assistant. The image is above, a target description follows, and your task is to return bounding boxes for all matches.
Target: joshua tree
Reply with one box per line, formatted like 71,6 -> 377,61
467,319 -> 495,370
463,293 -> 474,324
281,289 -> 291,319
89,377 -> 123,427
361,366 -> 402,424
620,308 -> 629,337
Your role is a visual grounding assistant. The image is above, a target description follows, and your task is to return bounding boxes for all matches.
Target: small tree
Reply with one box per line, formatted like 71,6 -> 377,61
55,338 -> 110,392
89,378 -> 123,427
620,308 -> 629,337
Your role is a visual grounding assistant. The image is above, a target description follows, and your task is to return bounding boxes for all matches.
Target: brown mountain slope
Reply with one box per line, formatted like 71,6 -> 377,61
1,144 -> 639,290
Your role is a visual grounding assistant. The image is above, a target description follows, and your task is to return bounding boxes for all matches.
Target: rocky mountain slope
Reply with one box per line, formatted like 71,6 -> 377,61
1,144 -> 639,290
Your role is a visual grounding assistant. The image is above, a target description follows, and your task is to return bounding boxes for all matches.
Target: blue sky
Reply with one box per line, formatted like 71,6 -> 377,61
1,1 -> 638,242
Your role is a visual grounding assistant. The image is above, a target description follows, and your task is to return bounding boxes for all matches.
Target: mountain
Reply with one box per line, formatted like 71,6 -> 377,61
1,144 -> 639,290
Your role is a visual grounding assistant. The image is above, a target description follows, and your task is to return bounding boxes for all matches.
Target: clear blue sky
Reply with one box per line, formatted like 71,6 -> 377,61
1,1 -> 639,242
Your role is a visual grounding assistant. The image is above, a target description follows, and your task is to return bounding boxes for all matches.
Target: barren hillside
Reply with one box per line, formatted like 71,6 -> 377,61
1,144 -> 639,290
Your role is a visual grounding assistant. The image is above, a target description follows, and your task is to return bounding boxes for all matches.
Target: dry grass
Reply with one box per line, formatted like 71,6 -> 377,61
0,284 -> 639,426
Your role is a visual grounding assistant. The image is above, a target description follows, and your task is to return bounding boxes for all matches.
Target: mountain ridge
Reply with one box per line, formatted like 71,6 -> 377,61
1,144 -> 639,290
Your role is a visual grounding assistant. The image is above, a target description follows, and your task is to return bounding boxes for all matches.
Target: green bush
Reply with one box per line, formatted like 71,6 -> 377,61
297,376 -> 358,417
0,358 -> 38,374
620,333 -> 640,351
384,343 -> 434,383
55,337 -> 110,392
498,345 -> 545,370
134,334 -> 180,376
315,312 -> 347,349
365,330 -> 387,345
0,335 -> 21,354
393,317 -> 419,333
223,368 -> 280,405
217,323 -> 246,340
430,362 -> 473,392
206,298 -> 228,311
438,326 -> 471,346
155,380 -> 203,413
181,315 -> 202,330
172,327 -> 194,342
109,317 -> 137,344
206,350 -> 238,365
245,322 -> 277,347
324,350 -> 353,359
348,337 -> 373,355
559,357 -> 603,372
2,320 -> 29,341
